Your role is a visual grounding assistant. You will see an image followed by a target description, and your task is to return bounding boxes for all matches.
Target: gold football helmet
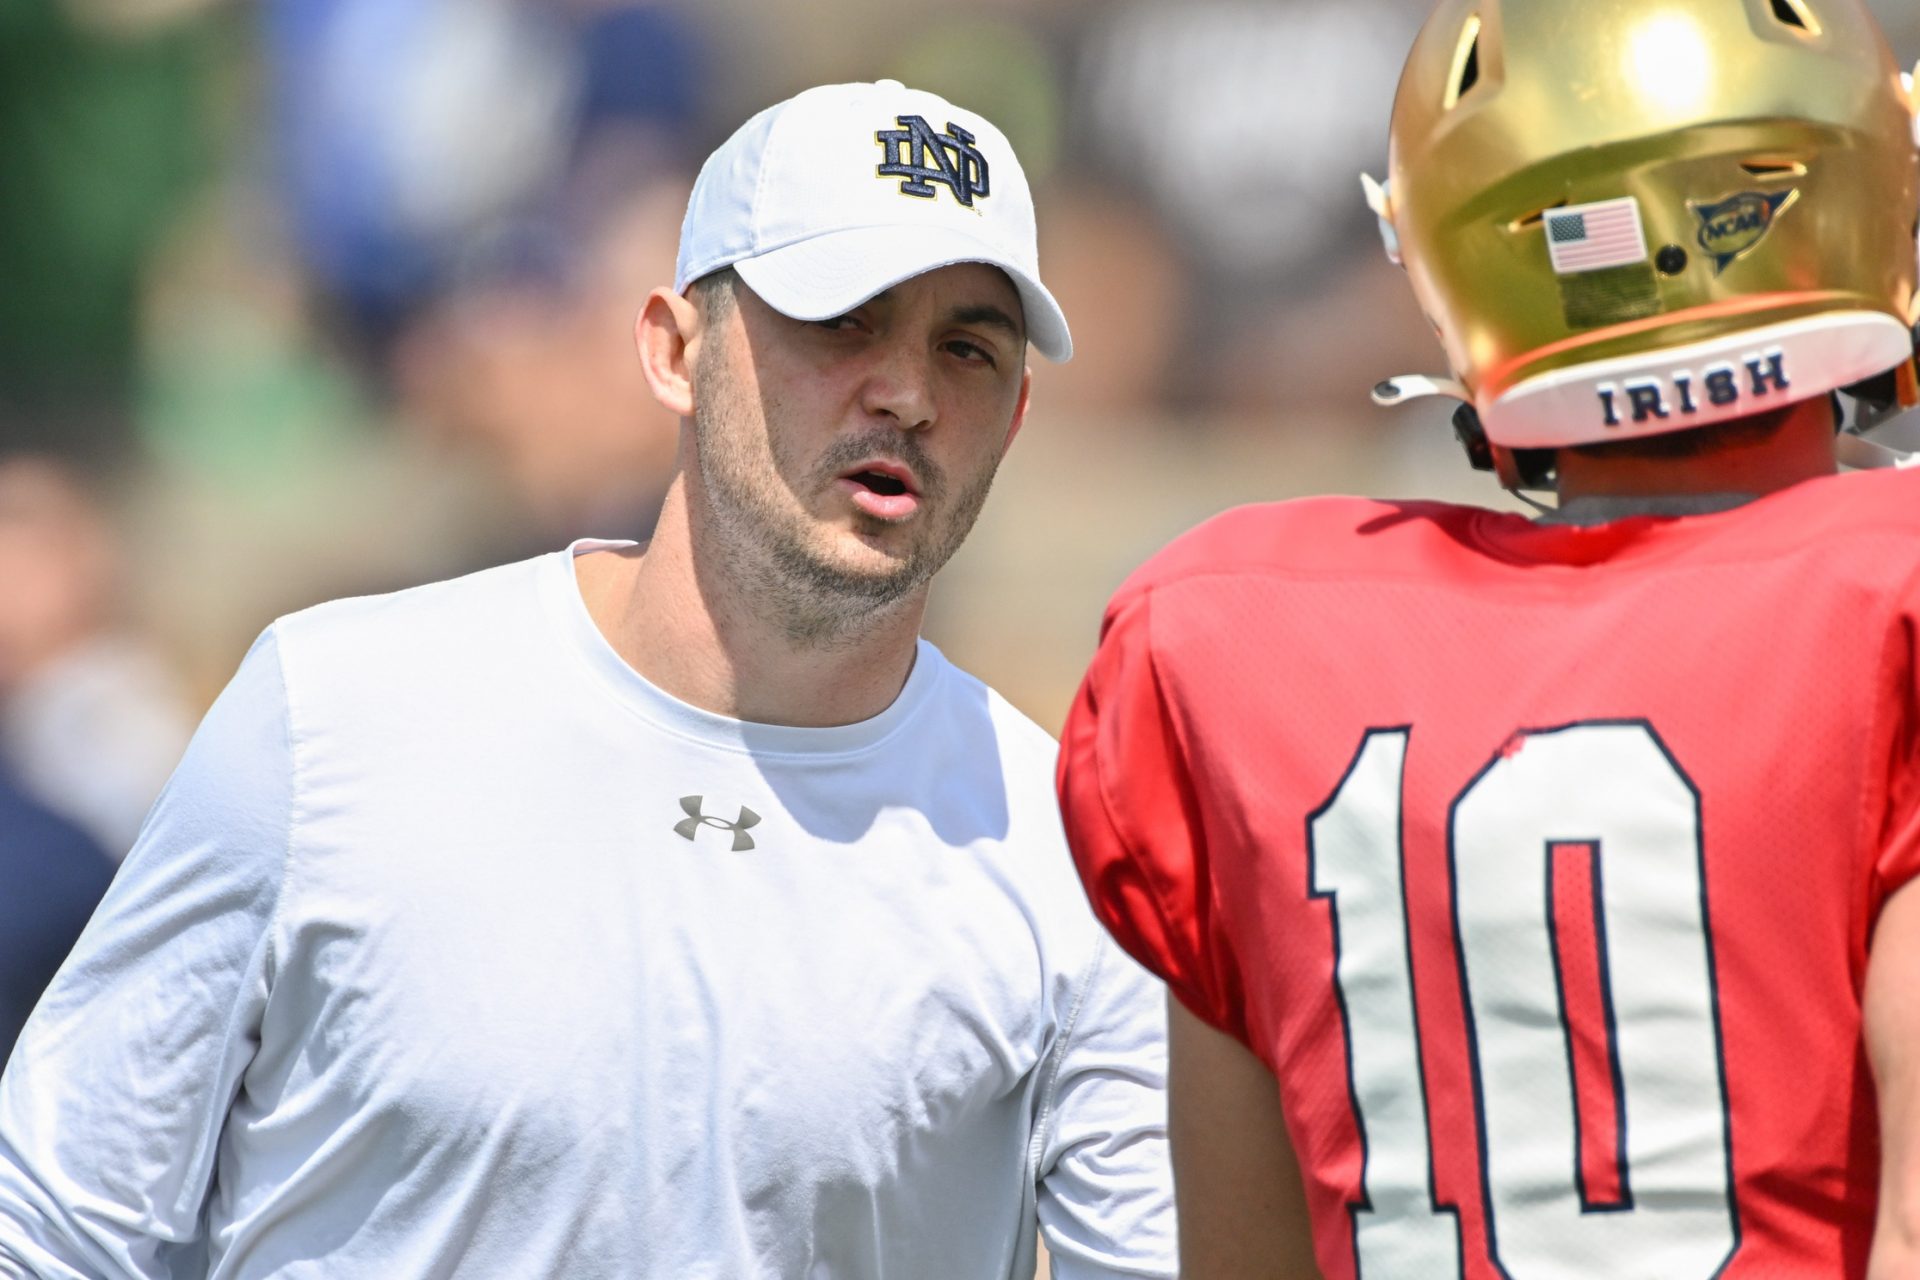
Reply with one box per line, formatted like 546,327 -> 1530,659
1366,0 -> 1920,483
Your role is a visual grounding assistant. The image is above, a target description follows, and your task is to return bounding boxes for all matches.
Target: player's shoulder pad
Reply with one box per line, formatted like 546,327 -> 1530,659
1700,468 -> 1920,567
1106,494 -> 1473,613
1800,467 -> 1920,534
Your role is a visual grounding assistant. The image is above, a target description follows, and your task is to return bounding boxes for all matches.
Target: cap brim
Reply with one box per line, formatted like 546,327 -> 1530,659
733,225 -> 1072,363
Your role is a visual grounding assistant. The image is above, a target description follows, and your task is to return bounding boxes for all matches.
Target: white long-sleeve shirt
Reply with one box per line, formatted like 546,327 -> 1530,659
0,543 -> 1174,1279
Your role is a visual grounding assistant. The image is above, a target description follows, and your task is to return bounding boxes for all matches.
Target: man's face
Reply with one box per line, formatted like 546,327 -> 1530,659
687,263 -> 1030,621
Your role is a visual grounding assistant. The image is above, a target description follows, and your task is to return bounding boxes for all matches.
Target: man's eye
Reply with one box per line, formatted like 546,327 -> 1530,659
946,340 -> 996,366
814,315 -> 862,332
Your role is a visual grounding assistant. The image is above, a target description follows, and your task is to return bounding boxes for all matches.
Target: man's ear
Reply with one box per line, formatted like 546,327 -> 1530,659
1000,366 -> 1034,459
636,286 -> 702,418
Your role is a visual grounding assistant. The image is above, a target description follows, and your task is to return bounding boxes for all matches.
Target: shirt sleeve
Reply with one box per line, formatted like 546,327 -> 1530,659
1874,583 -> 1920,902
0,785 -> 115,1056
1056,587 -> 1249,1043
0,627 -> 293,1280
1033,932 -> 1176,1280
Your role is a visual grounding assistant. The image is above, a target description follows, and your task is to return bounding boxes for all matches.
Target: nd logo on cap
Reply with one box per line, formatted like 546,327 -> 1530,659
875,116 -> 991,207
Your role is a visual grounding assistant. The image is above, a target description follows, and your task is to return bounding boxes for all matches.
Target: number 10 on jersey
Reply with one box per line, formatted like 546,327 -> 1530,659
1308,723 -> 1738,1278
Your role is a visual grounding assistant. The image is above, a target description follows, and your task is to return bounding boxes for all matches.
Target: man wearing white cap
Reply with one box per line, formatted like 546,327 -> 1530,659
0,82 -> 1174,1279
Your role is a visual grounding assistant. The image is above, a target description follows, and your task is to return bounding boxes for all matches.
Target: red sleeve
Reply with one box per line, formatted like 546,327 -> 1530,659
1874,594 -> 1920,901
1057,586 -> 1250,1045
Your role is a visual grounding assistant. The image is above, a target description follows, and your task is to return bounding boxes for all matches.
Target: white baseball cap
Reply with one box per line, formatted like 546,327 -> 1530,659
674,80 -> 1073,362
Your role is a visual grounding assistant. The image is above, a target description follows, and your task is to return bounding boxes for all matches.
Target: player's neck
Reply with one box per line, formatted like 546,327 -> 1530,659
1550,397 -> 1838,519
573,480 -> 927,729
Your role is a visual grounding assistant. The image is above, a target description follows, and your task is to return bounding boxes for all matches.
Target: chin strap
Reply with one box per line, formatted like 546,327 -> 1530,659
1360,174 -> 1402,266
1834,326 -> 1920,466
1835,393 -> 1919,469
1907,66 -> 1919,146
1833,435 -> 1920,470
1371,374 -> 1559,499
1369,375 -> 1470,407
1371,375 -> 1493,474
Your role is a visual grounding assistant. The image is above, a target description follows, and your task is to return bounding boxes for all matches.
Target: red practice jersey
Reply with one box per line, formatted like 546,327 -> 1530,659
1059,469 -> 1920,1279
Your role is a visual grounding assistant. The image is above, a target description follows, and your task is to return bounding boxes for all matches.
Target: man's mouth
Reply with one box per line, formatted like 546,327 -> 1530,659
852,469 -> 910,497
838,461 -> 922,521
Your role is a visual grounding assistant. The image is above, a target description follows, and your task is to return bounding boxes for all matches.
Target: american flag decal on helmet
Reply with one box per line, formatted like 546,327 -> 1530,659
1544,198 -> 1650,276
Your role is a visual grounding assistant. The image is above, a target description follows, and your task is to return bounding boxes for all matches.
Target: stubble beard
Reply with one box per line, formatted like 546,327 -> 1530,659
690,354 -> 1001,650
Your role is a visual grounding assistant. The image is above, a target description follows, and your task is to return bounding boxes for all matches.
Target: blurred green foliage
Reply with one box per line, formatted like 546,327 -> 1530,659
0,1 -> 221,451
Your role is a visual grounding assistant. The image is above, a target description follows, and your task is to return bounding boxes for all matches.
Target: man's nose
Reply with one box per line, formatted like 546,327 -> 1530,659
858,339 -> 936,431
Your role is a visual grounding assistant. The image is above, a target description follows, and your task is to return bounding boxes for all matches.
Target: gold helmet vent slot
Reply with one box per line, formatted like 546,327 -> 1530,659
1444,14 -> 1484,111
1769,0 -> 1823,37
1506,203 -> 1566,234
1740,157 -> 1811,179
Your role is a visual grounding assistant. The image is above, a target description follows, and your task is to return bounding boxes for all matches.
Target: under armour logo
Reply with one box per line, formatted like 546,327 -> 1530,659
875,115 -> 990,207
674,796 -> 762,851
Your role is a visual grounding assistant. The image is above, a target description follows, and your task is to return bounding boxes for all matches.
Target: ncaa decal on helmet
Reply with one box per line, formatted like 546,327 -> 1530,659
1364,0 -> 1920,483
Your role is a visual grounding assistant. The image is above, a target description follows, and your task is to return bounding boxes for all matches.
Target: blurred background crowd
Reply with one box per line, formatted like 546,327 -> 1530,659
2,0 -> 1919,1059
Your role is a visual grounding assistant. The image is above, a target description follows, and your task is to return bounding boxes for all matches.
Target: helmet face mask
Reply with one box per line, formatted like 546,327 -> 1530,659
1372,0 -> 1920,468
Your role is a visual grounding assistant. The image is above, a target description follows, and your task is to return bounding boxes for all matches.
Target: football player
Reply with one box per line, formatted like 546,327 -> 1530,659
1057,1 -> 1920,1276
